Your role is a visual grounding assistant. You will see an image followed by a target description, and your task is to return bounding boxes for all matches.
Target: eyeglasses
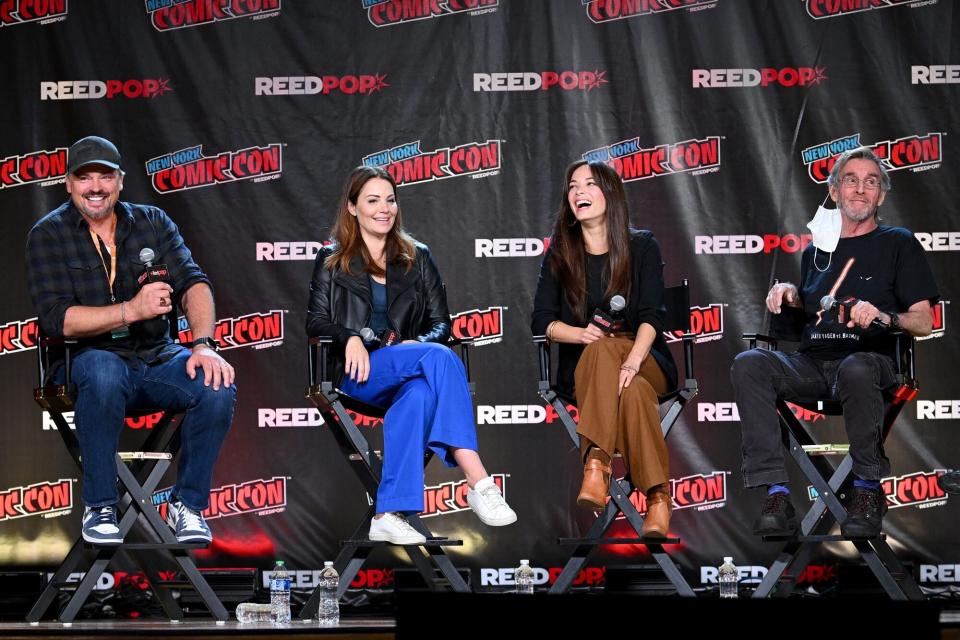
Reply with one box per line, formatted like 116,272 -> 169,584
839,175 -> 881,190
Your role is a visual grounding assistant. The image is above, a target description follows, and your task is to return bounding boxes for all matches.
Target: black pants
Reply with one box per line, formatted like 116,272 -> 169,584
730,349 -> 897,487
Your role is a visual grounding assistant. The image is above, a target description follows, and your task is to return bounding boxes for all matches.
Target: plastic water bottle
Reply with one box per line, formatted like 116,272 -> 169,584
235,602 -> 272,623
317,561 -> 340,626
515,559 -> 535,595
270,560 -> 291,623
718,556 -> 738,599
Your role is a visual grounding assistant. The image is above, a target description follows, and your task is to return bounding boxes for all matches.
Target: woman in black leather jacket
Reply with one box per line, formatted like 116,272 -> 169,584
307,165 -> 516,544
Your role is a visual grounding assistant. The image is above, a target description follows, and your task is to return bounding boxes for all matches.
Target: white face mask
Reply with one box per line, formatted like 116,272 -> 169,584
806,196 -> 841,253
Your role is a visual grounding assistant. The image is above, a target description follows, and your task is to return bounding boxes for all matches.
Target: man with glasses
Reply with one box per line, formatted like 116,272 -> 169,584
731,146 -> 939,538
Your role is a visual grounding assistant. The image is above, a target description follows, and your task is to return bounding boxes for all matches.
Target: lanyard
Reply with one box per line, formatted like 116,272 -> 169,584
88,216 -> 118,303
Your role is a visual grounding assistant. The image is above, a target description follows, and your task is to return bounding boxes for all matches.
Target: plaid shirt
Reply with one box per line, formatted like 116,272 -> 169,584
25,200 -> 211,365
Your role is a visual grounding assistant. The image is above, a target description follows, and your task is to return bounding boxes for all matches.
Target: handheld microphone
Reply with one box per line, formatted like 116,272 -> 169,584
590,294 -> 627,333
359,327 -> 400,347
137,247 -> 170,286
820,295 -> 888,329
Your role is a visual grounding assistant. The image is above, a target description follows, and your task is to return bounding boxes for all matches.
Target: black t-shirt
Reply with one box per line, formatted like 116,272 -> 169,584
798,226 -> 939,360
585,253 -> 607,314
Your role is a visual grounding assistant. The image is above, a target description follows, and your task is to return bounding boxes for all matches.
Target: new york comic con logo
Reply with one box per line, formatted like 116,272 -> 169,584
0,317 -> 39,356
0,0 -> 67,26
420,474 -> 506,518
153,477 -> 287,520
808,470 -> 949,510
363,0 -> 498,27
662,304 -> 723,344
583,0 -> 718,23
0,148 -> 66,189
178,311 -> 284,350
583,135 -> 720,182
801,132 -> 942,184
616,471 -> 727,518
804,0 -> 933,19
0,479 -> 73,521
362,139 -> 501,186
146,144 -> 282,193
146,0 -> 280,31
451,306 -> 503,346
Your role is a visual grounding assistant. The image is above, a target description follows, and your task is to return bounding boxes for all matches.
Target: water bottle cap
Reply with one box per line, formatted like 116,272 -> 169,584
324,561 -> 334,567
520,559 -> 530,565
723,556 -> 733,563
276,560 -> 285,565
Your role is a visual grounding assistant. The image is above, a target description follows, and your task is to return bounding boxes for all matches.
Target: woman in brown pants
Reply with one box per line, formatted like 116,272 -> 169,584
531,160 -> 678,537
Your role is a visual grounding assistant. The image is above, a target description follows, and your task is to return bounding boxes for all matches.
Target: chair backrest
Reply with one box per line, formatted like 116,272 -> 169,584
661,280 -> 690,334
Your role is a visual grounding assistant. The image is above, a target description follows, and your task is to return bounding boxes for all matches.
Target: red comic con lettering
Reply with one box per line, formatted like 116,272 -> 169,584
22,480 -> 71,513
205,484 -> 236,519
450,307 -> 502,340
611,145 -> 669,181
152,153 -> 231,192
11,0 -> 66,21
1,156 -> 18,187
895,471 -> 945,506
0,488 -> 23,520
231,0 -> 280,14
124,412 -> 164,430
231,311 -> 283,345
448,141 -> 500,174
806,0 -> 887,19
689,304 -> 723,337
369,0 -> 444,26
0,318 -> 40,355
785,402 -> 826,423
669,138 -> 719,171
151,0 -> 228,30
235,477 -> 286,511
231,145 -> 281,178
423,483 -> 454,515
672,472 -> 725,507
931,301 -> 944,332
387,150 -> 450,186
888,134 -> 941,168
18,149 -> 66,181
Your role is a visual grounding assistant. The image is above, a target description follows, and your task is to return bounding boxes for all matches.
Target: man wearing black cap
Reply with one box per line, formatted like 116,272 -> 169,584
25,136 -> 236,545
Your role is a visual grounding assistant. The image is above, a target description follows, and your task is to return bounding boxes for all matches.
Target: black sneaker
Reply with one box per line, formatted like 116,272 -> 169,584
752,492 -> 798,536
841,487 -> 886,538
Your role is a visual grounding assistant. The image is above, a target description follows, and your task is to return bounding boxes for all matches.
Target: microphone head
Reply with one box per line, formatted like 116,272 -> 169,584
359,327 -> 377,342
820,295 -> 836,312
139,248 -> 155,265
610,295 -> 626,312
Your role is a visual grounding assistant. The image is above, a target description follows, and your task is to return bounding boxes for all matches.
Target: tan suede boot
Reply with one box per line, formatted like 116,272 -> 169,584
641,484 -> 672,538
576,448 -> 612,510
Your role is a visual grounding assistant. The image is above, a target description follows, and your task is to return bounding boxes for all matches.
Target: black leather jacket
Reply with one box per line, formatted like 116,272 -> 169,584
306,243 -> 450,379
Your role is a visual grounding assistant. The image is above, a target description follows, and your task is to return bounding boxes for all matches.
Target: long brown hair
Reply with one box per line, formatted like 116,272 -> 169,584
325,165 -> 416,276
549,160 -> 632,323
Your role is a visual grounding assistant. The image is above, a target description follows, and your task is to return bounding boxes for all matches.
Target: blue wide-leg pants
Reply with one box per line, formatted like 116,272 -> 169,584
339,342 -> 478,513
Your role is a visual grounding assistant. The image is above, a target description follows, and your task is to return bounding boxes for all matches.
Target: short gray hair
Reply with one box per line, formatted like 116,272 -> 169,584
827,145 -> 891,192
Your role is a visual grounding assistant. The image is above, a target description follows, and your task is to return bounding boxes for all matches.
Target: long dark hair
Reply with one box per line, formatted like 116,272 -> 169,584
325,165 -> 416,276
549,160 -> 632,323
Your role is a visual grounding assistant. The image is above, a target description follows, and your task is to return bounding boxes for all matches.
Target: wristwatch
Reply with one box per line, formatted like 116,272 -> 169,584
888,312 -> 901,330
189,337 -> 220,351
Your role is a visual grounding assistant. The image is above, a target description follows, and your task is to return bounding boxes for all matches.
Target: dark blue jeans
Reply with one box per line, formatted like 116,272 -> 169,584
61,347 -> 236,510
731,349 -> 897,487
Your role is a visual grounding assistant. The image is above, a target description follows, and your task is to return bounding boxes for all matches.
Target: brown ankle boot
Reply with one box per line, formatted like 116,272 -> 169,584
641,484 -> 672,538
577,448 -> 612,510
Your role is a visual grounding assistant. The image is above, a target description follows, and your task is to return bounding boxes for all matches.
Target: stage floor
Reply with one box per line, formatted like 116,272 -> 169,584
0,618 -> 394,639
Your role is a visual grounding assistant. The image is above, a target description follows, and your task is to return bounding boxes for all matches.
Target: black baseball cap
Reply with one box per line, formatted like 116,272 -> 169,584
67,136 -> 122,174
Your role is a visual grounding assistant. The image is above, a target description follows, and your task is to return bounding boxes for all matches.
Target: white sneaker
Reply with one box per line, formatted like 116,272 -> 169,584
467,477 -> 517,526
369,512 -> 427,545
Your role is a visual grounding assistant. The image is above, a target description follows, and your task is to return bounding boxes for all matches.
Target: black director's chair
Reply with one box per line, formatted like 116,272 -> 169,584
742,306 -> 924,601
534,280 -> 699,596
300,335 -> 475,619
27,321 -> 228,623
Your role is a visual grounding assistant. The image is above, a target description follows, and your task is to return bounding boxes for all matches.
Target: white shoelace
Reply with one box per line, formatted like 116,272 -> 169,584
178,505 -> 205,531
479,485 -> 508,510
384,512 -> 418,533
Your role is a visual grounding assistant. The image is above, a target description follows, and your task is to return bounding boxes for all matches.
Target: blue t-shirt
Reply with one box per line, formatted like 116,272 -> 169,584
369,276 -> 390,335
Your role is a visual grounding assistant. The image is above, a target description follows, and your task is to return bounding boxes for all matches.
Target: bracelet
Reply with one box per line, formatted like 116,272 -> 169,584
619,364 -> 639,373
120,301 -> 128,327
546,320 -> 559,341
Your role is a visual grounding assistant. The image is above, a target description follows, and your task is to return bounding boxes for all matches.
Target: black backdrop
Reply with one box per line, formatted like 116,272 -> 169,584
1,0 -> 958,592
